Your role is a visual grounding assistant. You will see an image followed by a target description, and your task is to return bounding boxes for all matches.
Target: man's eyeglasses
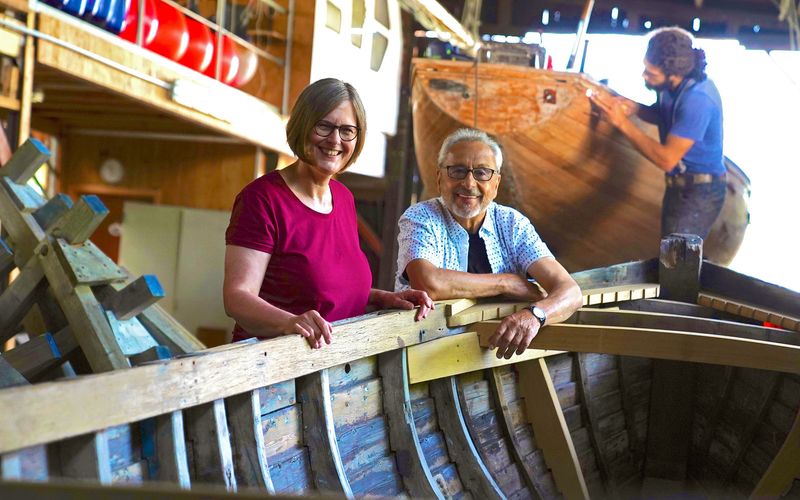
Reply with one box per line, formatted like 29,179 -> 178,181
314,121 -> 359,142
442,165 -> 498,182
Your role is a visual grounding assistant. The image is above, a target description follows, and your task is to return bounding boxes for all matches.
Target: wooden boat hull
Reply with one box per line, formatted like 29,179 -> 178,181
3,253 -> 800,499
411,59 -> 750,271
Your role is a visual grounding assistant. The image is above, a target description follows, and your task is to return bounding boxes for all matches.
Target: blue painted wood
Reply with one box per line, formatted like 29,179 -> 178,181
32,194 -> 73,231
336,416 -> 389,473
349,455 -> 404,496
268,446 -> 314,494
259,380 -> 296,416
328,356 -> 377,390
105,424 -> 141,476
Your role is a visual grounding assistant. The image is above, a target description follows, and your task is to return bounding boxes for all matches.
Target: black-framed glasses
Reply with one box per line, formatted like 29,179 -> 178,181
314,121 -> 359,141
442,165 -> 498,182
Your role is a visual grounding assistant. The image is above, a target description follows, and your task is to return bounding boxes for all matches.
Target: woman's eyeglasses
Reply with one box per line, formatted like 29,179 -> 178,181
314,121 -> 359,142
441,165 -> 498,182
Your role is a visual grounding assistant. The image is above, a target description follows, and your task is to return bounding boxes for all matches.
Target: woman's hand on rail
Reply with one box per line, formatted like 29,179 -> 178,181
284,310 -> 332,349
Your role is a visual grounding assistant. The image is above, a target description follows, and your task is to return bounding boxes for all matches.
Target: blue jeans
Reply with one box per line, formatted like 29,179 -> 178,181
661,177 -> 727,239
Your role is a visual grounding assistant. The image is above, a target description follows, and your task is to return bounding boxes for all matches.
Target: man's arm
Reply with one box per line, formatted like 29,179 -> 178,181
487,257 -> 583,359
591,92 -> 694,171
405,258 -> 545,302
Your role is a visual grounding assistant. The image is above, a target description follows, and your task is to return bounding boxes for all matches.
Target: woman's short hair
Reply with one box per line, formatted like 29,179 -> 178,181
437,128 -> 504,173
646,27 -> 708,81
286,78 -> 367,170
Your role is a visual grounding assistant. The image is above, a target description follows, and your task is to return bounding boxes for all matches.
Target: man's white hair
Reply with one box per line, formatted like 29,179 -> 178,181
437,128 -> 504,172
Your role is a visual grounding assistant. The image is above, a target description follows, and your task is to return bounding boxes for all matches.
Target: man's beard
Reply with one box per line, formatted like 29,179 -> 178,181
645,80 -> 671,92
445,190 -> 486,219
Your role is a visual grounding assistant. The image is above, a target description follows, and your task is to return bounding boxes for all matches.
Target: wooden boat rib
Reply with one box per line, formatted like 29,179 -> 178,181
2,247 -> 800,498
411,58 -> 751,271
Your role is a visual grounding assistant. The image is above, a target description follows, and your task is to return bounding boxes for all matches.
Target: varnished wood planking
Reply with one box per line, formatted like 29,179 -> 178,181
60,134 -> 258,211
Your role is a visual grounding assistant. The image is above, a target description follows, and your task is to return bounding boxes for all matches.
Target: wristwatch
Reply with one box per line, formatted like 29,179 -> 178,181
527,305 -> 547,327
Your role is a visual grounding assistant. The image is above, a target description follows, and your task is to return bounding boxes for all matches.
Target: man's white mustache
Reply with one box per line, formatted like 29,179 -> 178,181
455,190 -> 481,197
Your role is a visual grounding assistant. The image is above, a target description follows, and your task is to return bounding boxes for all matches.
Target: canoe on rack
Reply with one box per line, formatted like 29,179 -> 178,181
1,244 -> 799,499
410,58 -> 751,272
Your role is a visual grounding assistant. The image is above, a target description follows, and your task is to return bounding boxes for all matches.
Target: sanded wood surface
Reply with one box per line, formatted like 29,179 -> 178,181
474,323 -> 800,375
517,358 -> 588,499
411,59 -> 749,270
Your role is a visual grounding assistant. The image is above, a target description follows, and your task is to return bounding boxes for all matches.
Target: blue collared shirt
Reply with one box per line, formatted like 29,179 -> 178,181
395,197 -> 553,291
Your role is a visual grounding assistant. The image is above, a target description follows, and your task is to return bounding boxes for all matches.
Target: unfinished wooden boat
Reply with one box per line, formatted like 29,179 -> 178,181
411,58 -> 751,272
2,135 -> 799,499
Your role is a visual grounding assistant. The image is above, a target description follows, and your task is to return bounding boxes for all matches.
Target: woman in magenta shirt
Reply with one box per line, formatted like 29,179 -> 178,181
224,78 -> 433,347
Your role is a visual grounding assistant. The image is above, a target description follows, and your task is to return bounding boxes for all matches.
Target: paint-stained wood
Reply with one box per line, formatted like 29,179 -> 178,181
297,370 -> 351,496
571,258 -> 659,290
136,304 -> 206,354
1,327 -> 77,380
0,137 -> 49,184
378,349 -> 442,498
184,400 -> 236,489
226,391 -> 275,491
517,358 -> 588,499
412,59 -> 749,270
48,432 -> 113,484
100,275 -> 164,321
430,377 -> 504,499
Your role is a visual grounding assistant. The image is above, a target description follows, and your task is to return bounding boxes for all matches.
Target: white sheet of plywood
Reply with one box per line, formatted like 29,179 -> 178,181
119,202 -> 180,313
173,207 -> 234,336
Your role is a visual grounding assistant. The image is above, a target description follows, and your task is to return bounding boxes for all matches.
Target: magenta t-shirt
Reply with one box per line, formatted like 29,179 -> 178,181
225,171 -> 372,340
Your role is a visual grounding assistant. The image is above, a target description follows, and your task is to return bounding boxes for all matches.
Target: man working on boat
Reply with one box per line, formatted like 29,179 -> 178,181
590,26 -> 726,240
395,128 -> 582,359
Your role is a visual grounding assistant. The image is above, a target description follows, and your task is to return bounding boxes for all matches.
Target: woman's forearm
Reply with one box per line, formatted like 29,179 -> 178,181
223,289 -> 295,338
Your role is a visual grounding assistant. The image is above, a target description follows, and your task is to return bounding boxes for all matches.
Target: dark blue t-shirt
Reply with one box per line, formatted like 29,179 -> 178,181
658,79 -> 725,175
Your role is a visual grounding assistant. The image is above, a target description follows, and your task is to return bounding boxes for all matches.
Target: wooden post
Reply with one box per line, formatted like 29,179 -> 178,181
0,139 -> 48,184
645,234 -> 702,482
184,400 -> 237,490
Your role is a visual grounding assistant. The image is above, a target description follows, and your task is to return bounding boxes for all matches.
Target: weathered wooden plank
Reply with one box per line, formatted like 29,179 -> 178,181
48,432 -> 113,484
0,237 -> 13,275
619,298 -> 721,318
701,261 -> 800,320
330,377 -> 383,428
137,303 -> 206,354
0,137 -> 49,184
0,180 -> 45,265
429,377 -> 505,499
2,177 -> 44,212
1,327 -> 77,380
296,370 -> 352,496
571,258 -> 659,290
751,410 -> 800,497
0,307 -> 508,453
576,353 -> 614,490
517,358 -> 588,499
47,195 -> 108,245
32,193 -> 73,230
268,446 -> 314,494
129,347 -> 190,488
258,380 -> 296,416
489,367 -> 546,498
0,256 -> 45,343
106,312 -> 158,357
378,349 -> 442,498
53,239 -> 128,286
570,308 -> 800,345
38,239 -> 128,372
698,293 -> 800,333
184,400 -> 236,489
100,275 -> 164,320
646,234 -> 702,481
226,390 -> 275,492
474,323 -> 800,375
262,404 -> 303,458
617,356 -> 649,465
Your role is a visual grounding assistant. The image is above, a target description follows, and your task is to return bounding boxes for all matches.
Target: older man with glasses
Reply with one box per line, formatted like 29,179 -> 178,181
396,128 -> 582,359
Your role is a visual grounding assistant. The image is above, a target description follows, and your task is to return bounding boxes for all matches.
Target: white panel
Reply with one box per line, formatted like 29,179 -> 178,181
119,202 -> 181,313
173,207 -> 235,336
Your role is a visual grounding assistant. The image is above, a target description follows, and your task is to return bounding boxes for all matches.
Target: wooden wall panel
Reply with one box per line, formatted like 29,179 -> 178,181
60,135 -> 258,211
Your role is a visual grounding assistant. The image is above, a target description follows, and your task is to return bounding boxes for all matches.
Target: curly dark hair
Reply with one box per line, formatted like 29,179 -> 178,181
645,27 -> 707,81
